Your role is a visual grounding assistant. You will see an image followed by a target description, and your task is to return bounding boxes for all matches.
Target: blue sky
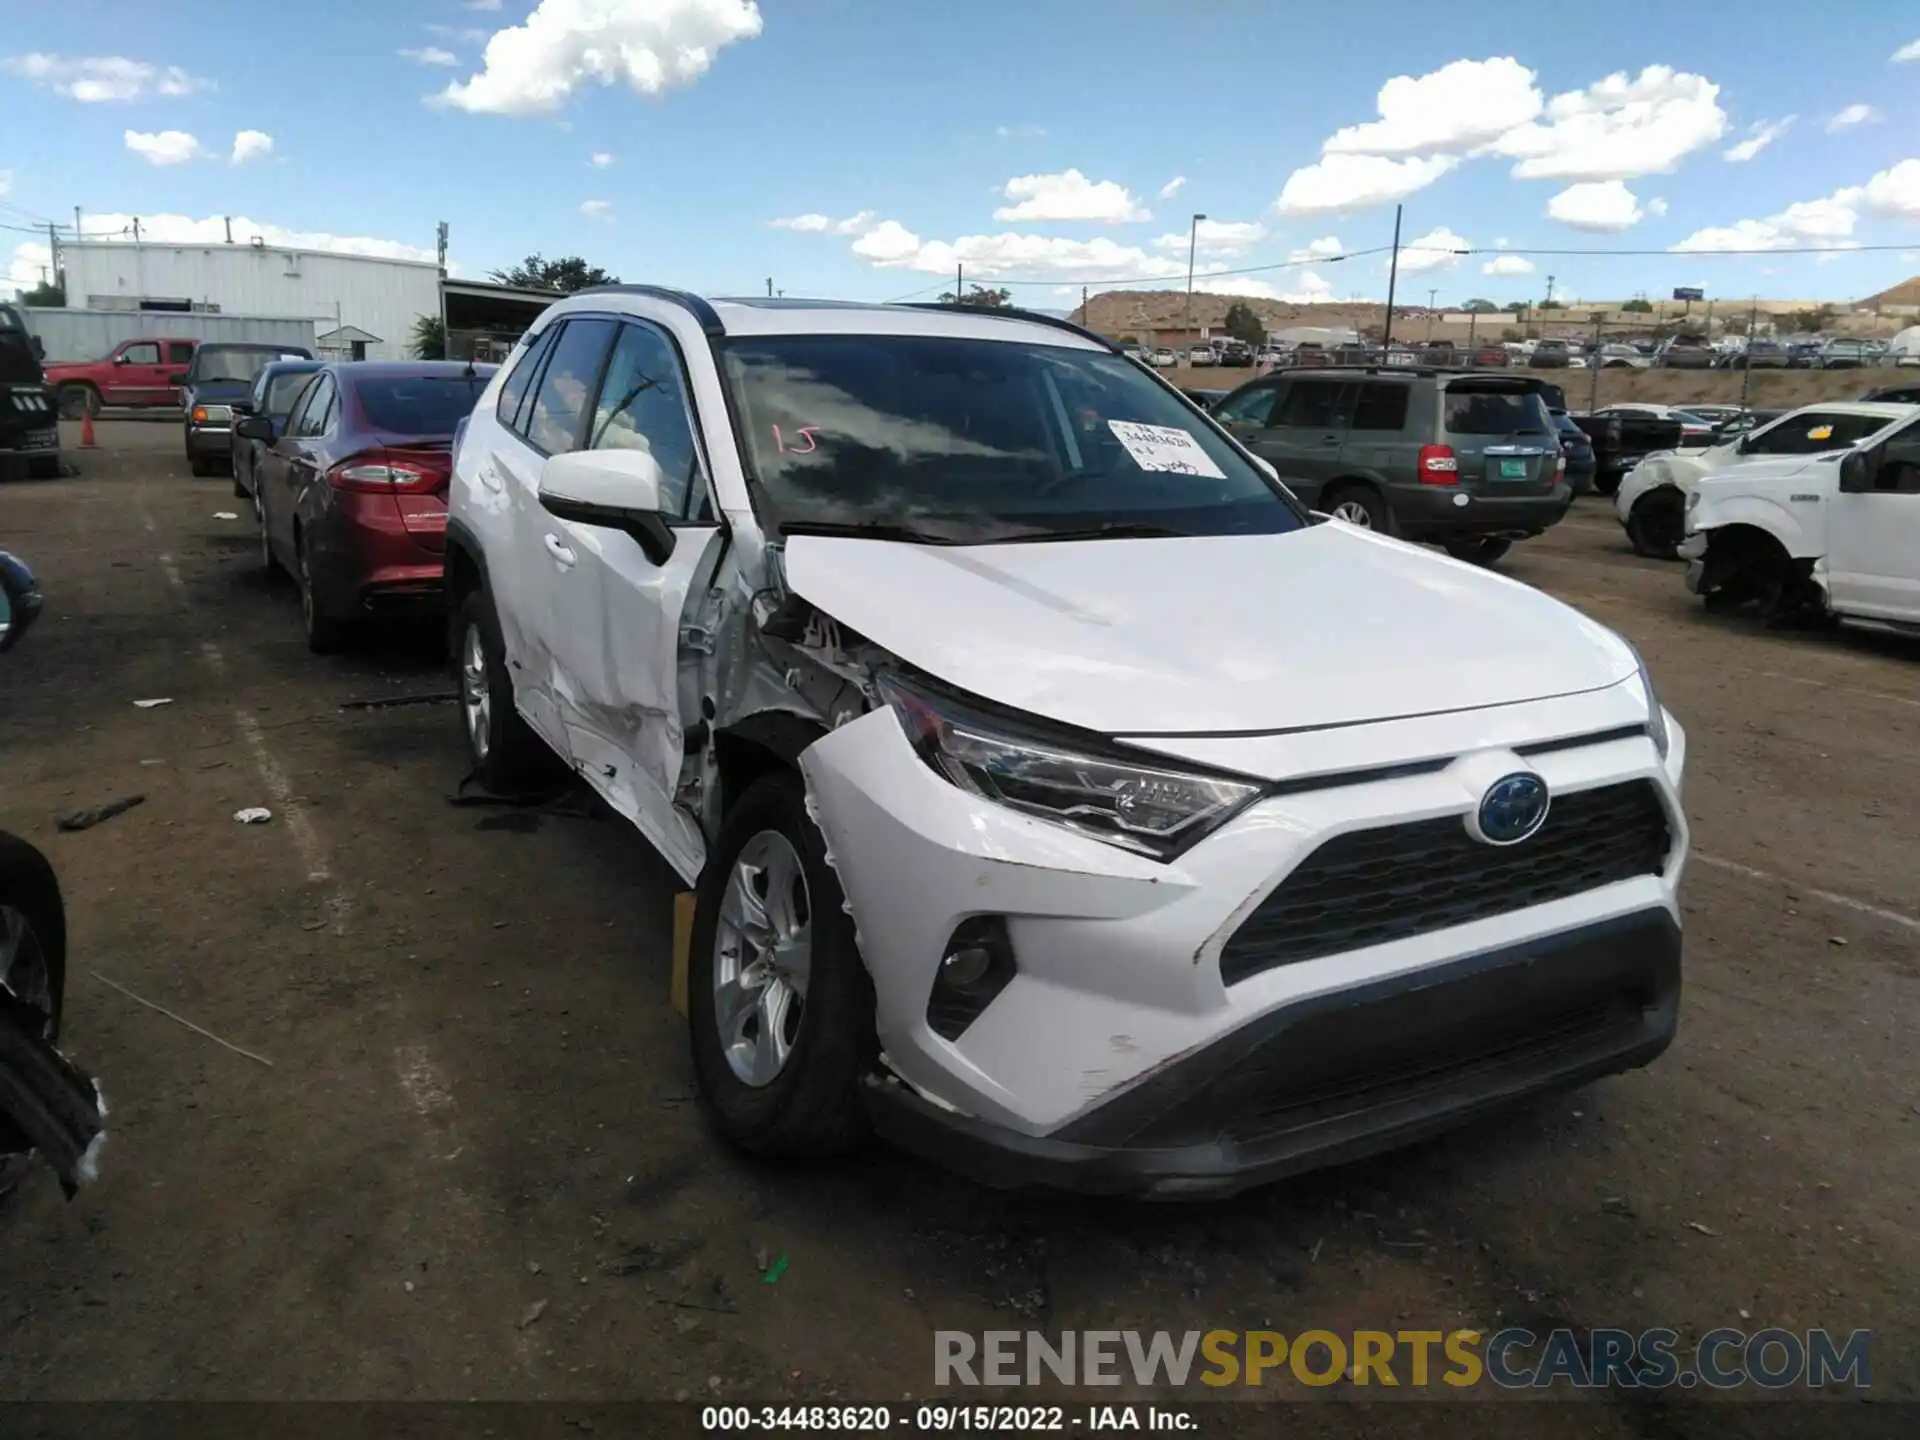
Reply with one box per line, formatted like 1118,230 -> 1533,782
3,0 -> 1919,309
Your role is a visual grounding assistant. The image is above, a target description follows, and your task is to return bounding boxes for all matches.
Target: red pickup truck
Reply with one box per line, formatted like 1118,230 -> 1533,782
46,338 -> 199,419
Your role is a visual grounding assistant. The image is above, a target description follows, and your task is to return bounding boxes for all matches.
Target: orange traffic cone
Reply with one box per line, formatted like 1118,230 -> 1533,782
79,407 -> 97,449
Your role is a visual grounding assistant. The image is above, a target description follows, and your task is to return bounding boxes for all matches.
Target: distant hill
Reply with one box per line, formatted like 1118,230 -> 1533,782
1862,275 -> 1920,309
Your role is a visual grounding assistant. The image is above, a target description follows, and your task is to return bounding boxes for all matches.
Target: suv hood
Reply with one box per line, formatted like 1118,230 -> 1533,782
783,527 -> 1638,736
1697,453 -> 1836,491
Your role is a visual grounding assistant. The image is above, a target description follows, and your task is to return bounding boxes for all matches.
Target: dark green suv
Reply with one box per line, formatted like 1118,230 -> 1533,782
1210,366 -> 1571,565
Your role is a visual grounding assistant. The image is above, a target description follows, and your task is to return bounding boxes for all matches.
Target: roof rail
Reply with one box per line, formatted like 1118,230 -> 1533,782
568,284 -> 725,337
895,303 -> 1119,352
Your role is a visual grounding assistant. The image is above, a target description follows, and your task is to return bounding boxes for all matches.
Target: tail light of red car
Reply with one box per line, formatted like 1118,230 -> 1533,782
1417,444 -> 1459,484
326,449 -> 449,494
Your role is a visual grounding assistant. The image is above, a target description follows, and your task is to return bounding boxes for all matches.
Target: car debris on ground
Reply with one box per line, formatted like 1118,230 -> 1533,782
55,795 -> 145,832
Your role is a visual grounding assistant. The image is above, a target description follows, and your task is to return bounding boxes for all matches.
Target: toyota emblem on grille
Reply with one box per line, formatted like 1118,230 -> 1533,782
1473,772 -> 1550,846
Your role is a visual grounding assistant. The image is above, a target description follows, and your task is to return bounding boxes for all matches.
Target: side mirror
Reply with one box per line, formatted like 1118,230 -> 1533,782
538,448 -> 677,566
0,550 -> 44,655
1837,449 -> 1873,494
113,353 -> 130,365
234,414 -> 278,442
31,336 -> 44,360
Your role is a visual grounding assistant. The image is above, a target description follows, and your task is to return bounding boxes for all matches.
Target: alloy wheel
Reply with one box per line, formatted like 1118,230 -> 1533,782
712,830 -> 813,1088
1332,499 -> 1374,528
461,622 -> 491,763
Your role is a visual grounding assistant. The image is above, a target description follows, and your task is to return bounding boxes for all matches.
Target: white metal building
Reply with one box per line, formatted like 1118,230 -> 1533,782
57,240 -> 441,361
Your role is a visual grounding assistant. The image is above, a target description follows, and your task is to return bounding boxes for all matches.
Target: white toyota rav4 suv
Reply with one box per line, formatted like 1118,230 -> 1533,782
444,288 -> 1689,1198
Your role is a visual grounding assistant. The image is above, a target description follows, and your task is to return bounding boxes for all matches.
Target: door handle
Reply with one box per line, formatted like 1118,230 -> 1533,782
543,533 -> 577,566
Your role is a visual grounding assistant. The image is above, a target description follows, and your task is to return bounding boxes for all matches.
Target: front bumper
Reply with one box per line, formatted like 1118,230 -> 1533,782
1392,482 -> 1573,541
802,687 -> 1687,1193
0,426 -> 62,479
186,424 -> 233,458
1679,531 -> 1709,592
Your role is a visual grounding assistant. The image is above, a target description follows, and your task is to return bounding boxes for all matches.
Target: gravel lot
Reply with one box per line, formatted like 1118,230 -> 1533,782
1,421 -> 1915,1433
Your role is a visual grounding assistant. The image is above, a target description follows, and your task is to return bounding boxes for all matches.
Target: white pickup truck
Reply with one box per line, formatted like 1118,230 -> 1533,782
1680,407 -> 1920,629
1616,402 -> 1915,559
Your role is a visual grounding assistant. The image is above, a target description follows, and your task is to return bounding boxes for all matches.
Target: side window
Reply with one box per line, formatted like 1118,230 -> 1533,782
1873,418 -> 1920,494
496,325 -> 558,434
282,377 -> 319,435
167,342 -> 195,365
294,375 -> 335,438
1751,412 -> 1894,456
587,322 -> 710,521
526,318 -> 616,456
1212,382 -> 1280,426
1351,382 -> 1411,432
1272,379 -> 1350,430
122,342 -> 160,365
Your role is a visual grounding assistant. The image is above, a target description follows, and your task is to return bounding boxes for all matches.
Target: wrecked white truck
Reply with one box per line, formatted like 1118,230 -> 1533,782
443,292 -> 1689,1198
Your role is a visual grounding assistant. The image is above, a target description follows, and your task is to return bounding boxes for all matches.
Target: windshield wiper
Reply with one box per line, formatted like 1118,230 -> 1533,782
777,519 -> 963,545
987,520 -> 1196,543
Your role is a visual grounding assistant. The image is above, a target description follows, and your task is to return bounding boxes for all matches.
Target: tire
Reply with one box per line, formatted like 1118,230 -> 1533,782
55,385 -> 97,421
0,831 -> 68,1205
1627,489 -> 1685,560
1444,537 -> 1512,567
455,586 -> 548,790
1323,483 -> 1391,534
688,772 -> 872,1159
1593,469 -> 1623,498
257,486 -> 282,579
296,532 -> 349,654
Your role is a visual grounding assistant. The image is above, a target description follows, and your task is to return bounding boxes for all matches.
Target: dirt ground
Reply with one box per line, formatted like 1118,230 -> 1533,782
1161,363 -> 1912,412
2,421 -> 1917,1434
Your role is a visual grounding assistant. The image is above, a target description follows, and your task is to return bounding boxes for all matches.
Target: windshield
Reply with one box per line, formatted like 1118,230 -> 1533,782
264,369 -> 319,417
719,334 -> 1304,543
193,346 -> 308,383
353,374 -> 491,435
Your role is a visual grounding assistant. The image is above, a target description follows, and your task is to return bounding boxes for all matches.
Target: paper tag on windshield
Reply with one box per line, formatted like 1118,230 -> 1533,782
1107,421 -> 1225,479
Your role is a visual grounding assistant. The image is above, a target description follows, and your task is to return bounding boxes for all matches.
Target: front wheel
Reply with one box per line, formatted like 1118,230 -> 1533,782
688,773 -> 872,1159
455,587 -> 548,790
1323,484 -> 1390,533
1445,537 -> 1512,567
1627,489 -> 1685,560
55,385 -> 96,421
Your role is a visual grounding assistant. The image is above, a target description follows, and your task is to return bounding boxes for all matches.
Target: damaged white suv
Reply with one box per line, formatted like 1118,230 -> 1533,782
445,289 -> 1689,1198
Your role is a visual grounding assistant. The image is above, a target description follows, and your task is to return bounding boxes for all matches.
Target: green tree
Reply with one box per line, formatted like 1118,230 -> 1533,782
1222,302 -> 1265,346
936,285 -> 1013,309
1462,298 -> 1498,313
1621,298 -> 1654,313
488,253 -> 619,293
410,314 -> 447,360
19,279 -> 63,306
1537,298 -> 1567,311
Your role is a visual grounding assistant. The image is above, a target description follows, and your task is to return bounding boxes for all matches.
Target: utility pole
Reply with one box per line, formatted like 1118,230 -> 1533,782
1740,296 -> 1759,409
224,216 -> 233,244
1466,307 -> 1478,362
435,221 -> 450,360
1185,212 -> 1206,339
955,261 -> 963,305
1081,284 -> 1088,323
1426,287 -> 1438,341
73,206 -> 82,241
1380,203 -> 1403,352
1545,274 -> 1556,306
132,216 -> 141,242
1587,312 -> 1604,413
46,221 -> 58,287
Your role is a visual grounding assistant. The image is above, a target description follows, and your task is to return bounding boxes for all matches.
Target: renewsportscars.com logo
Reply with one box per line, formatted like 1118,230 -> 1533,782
935,1327 -> 1872,1391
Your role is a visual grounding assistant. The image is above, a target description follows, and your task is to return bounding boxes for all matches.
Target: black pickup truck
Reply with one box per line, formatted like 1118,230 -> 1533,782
0,303 -> 62,481
1570,413 -> 1683,496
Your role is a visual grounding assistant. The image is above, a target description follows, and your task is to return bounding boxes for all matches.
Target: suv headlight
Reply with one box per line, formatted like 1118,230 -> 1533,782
878,673 -> 1262,861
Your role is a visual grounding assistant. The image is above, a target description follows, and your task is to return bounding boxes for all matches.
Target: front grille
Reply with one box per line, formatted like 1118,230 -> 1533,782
1219,780 -> 1671,985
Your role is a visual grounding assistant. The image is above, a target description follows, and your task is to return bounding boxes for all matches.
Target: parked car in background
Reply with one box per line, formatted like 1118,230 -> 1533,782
1595,344 -> 1651,370
1211,366 -> 1569,565
1590,403 -> 1718,448
1551,409 -> 1597,495
1615,402 -> 1913,559
1254,343 -> 1287,367
1655,336 -> 1715,369
444,292 -> 1684,1195
1683,409 -> 1920,628
1471,343 -> 1510,368
181,341 -> 317,477
0,302 -> 61,481
242,361 -> 494,652
1573,407 -> 1687,496
1724,338 -> 1788,369
1680,405 -> 1749,429
1289,344 -> 1330,368
1862,380 -> 1920,405
1117,340 -> 1147,363
1330,343 -> 1373,367
1786,341 -> 1821,369
1419,340 -> 1460,366
229,359 -> 322,502
1530,339 -> 1572,369
1815,339 -> 1871,370
1150,347 -> 1178,368
1187,344 -> 1218,367
1214,338 -> 1252,367
44,337 -> 197,419
1180,387 -> 1230,409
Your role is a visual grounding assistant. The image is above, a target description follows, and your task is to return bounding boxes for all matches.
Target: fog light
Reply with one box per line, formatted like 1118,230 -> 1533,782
926,916 -> 1018,1041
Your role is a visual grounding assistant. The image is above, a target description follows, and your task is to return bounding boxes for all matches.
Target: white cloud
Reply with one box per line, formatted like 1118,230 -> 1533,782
1826,104 -> 1879,133
770,210 -> 874,235
1647,197 -> 1669,217
4,52 -> 206,102
1482,254 -> 1536,276
1395,225 -> 1471,274
1151,218 -> 1266,255
851,221 -> 1184,280
1863,159 -> 1920,218
437,0 -> 763,116
1484,66 -> 1726,180
125,129 -> 203,166
580,198 -> 613,220
1158,175 -> 1186,199
589,151 -> 614,166
994,123 -> 1046,139
467,0 -> 504,9
1723,116 -> 1793,163
1545,179 -> 1650,231
1287,235 -> 1345,262
230,130 -> 274,165
993,169 -> 1149,224
1671,181 -> 1868,253
1323,57 -> 1541,158
399,46 -> 461,67
63,211 -> 441,264
1275,153 -> 1459,215
5,240 -> 51,295
1894,39 -> 1920,62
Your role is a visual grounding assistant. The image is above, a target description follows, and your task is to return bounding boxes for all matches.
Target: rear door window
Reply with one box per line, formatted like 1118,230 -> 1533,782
1350,382 -> 1410,432
1212,381 -> 1281,426
1272,379 -> 1351,429
525,318 -> 616,455
1444,388 -> 1551,436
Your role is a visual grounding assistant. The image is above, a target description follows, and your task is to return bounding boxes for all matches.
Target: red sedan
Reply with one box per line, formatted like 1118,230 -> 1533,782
243,361 -> 495,652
